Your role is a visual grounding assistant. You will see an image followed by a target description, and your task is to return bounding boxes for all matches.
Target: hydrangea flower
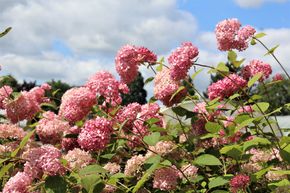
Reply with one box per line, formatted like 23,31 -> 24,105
207,74 -> 247,100
242,59 -> 272,81
59,87 -> 96,123
168,42 -> 199,81
215,18 -> 255,51
2,172 -> 33,193
0,123 -> 25,140
154,68 -> 187,106
229,174 -> 250,193
77,117 -> 113,151
63,148 -> 93,170
115,45 -> 157,84
153,166 -> 180,191
61,126 -> 81,151
103,162 -> 121,174
124,154 -> 145,176
0,85 -> 13,109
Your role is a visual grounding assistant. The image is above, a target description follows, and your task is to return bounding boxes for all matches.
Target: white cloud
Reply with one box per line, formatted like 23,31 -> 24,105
234,0 -> 288,8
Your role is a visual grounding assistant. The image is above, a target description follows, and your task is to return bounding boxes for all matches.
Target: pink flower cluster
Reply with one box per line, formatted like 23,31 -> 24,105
215,18 -> 256,51
153,166 -> 180,191
0,123 -> 25,140
272,73 -> 283,81
77,117 -> 113,151
59,87 -> 96,123
229,174 -> 250,193
242,59 -> 272,81
2,172 -> 33,193
124,154 -> 145,176
61,126 -> 81,151
85,71 -> 129,107
154,68 -> 187,106
36,111 -> 71,144
0,85 -> 13,109
208,74 -> 247,100
4,85 -> 49,123
63,148 -> 93,170
168,42 -> 199,81
115,45 -> 157,84
23,145 -> 65,178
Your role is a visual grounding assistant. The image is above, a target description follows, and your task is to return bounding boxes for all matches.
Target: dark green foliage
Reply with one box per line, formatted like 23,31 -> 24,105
121,72 -> 147,105
0,75 -> 36,91
253,78 -> 290,115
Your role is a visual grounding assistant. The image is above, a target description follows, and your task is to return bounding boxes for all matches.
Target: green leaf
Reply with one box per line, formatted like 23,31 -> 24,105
169,86 -> 185,102
232,58 -> 245,68
252,166 -> 272,182
220,145 -> 242,159
100,153 -> 115,159
268,179 -> 290,189
0,27 -> 12,38
11,130 -> 35,157
243,137 -> 271,151
216,62 -> 229,73
254,32 -> 266,39
156,63 -> 163,72
0,163 -> 13,180
194,154 -> 222,166
41,102 -> 58,110
248,73 -> 263,87
143,132 -> 160,146
209,176 -> 229,189
79,164 -> 108,176
265,45 -> 279,56
81,174 -> 105,193
252,102 -> 269,113
45,175 -> 68,193
205,122 -> 222,133
280,145 -> 290,164
227,51 -> 237,63
144,77 -> 154,85
132,156 -> 161,193
250,38 -> 256,45
191,68 -> 203,80
211,191 -> 229,193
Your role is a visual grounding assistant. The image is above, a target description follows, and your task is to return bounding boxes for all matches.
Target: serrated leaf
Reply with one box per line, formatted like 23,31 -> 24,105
79,165 -> 108,176
194,154 -> 222,166
265,45 -> 279,56
143,132 -> 160,146
205,122 -> 222,133
220,145 -> 242,159
209,177 -> 229,189
255,32 -> 266,39
248,73 -> 263,87
243,137 -> 271,151
81,174 -> 105,193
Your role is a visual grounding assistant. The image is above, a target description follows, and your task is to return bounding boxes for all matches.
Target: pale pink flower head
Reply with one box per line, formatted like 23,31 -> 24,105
207,74 -> 247,100
124,155 -> 145,176
168,42 -> 199,81
0,123 -> 26,140
2,172 -> 33,193
215,18 -> 255,51
230,174 -> 250,193
85,71 -> 129,107
36,111 -> 71,144
40,83 -> 52,90
115,102 -> 141,130
77,117 -> 113,151
180,164 -> 198,179
63,148 -> 93,170
115,45 -> 157,84
273,73 -> 284,81
153,166 -> 180,191
59,87 -> 96,123
23,145 -> 65,178
103,162 -> 121,174
4,92 -> 40,123
154,68 -> 187,106
237,105 -> 254,114
0,85 -> 13,109
242,59 -> 272,82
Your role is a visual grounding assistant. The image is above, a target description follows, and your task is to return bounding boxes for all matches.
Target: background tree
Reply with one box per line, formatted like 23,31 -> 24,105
121,72 -> 147,105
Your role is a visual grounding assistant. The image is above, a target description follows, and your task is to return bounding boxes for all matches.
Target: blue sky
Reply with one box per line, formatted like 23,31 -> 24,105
179,0 -> 290,31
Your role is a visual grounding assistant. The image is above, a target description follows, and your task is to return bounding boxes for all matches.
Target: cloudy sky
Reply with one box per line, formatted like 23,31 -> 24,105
0,0 -> 289,96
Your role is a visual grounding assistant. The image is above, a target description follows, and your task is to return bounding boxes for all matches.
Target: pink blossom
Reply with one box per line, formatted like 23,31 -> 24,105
273,73 -> 284,81
230,174 -> 250,193
2,172 -> 33,193
242,59 -> 272,81
124,155 -> 145,176
115,45 -> 157,84
215,18 -> 255,51
0,85 -> 13,109
85,71 -> 129,107
0,123 -> 25,140
40,83 -> 51,90
115,102 -> 141,130
208,74 -> 247,100
59,87 -> 96,123
153,166 -> 179,191
103,162 -> 121,174
180,164 -> 198,179
154,68 -> 187,106
36,111 -> 70,144
63,148 -> 93,170
77,117 -> 113,151
23,145 -> 65,178
168,42 -> 199,80
237,105 -> 254,114
61,126 -> 81,151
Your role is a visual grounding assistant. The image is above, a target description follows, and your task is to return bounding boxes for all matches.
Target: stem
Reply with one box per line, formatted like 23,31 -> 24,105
253,37 -> 290,79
